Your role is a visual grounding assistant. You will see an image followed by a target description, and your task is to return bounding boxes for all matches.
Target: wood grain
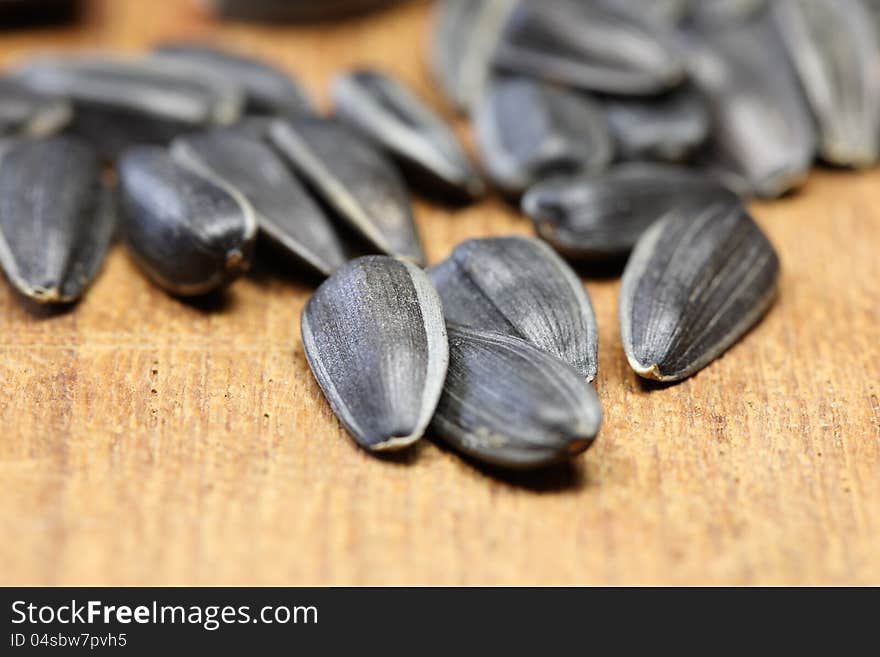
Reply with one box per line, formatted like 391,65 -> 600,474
1,0 -> 878,586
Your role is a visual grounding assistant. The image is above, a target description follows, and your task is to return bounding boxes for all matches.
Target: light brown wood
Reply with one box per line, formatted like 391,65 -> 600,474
1,0 -> 878,586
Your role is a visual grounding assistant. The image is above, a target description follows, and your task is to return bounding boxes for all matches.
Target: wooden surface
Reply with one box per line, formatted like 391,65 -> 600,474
1,0 -> 879,586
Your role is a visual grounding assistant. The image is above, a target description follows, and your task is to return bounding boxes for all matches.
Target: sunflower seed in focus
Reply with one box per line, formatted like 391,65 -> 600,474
432,325 -> 602,470
773,0 -> 880,168
474,76 -> 613,196
302,256 -> 448,452
522,164 -> 737,261
603,84 -> 711,163
0,136 -> 114,304
153,43 -> 313,118
0,77 -> 71,137
171,130 -> 347,277
684,10 -> 816,198
15,55 -> 243,159
429,236 -> 598,381
269,117 -> 425,265
332,69 -> 484,201
429,0 -> 517,113
620,197 -> 780,382
118,146 -> 257,296
493,0 -> 686,96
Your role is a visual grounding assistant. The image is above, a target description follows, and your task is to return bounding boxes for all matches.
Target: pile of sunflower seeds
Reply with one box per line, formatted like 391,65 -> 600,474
0,0 -> 876,470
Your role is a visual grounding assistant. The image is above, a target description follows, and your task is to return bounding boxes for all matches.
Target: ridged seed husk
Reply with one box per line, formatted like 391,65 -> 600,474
301,256 -> 448,452
684,8 -> 816,198
15,55 -> 243,159
118,145 -> 257,296
0,77 -> 71,138
522,164 -> 737,261
153,43 -> 313,118
493,0 -> 686,96
474,76 -> 613,196
773,0 -> 880,168
0,136 -> 115,304
428,236 -> 598,382
268,117 -> 425,265
686,0 -> 767,26
620,196 -> 780,382
171,130 -> 347,277
332,69 -> 484,201
429,0 -> 517,113
432,325 -> 602,471
603,84 -> 711,163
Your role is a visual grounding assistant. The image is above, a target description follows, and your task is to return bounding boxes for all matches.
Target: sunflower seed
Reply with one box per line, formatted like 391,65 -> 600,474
208,0 -> 398,21
522,164 -> 736,261
301,256 -> 448,452
118,145 -> 257,296
684,9 -> 816,198
493,0 -> 686,96
171,130 -> 346,277
603,84 -> 711,163
474,76 -> 613,196
429,0 -> 517,113
686,0 -> 767,26
0,136 -> 114,304
620,197 -> 779,382
773,0 -> 880,168
432,325 -> 601,470
15,55 -> 243,159
428,236 -> 598,381
0,77 -> 71,137
331,69 -> 484,201
598,0 -> 690,25
268,117 -> 425,265
153,43 -> 313,118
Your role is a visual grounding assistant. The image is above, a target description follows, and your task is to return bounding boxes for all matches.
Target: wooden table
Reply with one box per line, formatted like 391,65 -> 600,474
1,0 -> 878,586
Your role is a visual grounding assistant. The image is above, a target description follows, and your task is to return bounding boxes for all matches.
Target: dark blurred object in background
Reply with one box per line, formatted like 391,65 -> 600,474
208,0 -> 400,22
0,0 -> 80,27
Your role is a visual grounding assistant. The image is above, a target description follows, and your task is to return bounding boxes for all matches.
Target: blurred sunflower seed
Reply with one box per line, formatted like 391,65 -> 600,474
429,236 -> 598,382
332,69 -> 484,201
301,255 -> 448,452
522,163 -> 736,261
15,55 -> 242,159
0,136 -> 114,304
432,325 -> 602,470
474,76 -> 613,196
0,77 -> 71,138
153,43 -> 313,118
774,0 -> 880,168
269,117 -> 425,265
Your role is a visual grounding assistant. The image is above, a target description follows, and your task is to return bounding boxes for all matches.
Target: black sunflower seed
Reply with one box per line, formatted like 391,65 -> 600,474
620,196 -> 780,382
428,235 -> 598,382
0,76 -> 71,138
522,163 -> 737,261
171,130 -> 347,277
118,145 -> 257,296
153,43 -> 313,118
15,55 -> 243,159
774,0 -> 880,168
429,0 -> 517,113
0,136 -> 114,304
686,0 -> 767,26
431,325 -> 602,471
603,84 -> 711,163
684,7 -> 816,197
301,256 -> 448,452
268,117 -> 425,265
598,0 -> 690,25
493,0 -> 686,96
474,76 -> 614,196
331,69 -> 484,201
